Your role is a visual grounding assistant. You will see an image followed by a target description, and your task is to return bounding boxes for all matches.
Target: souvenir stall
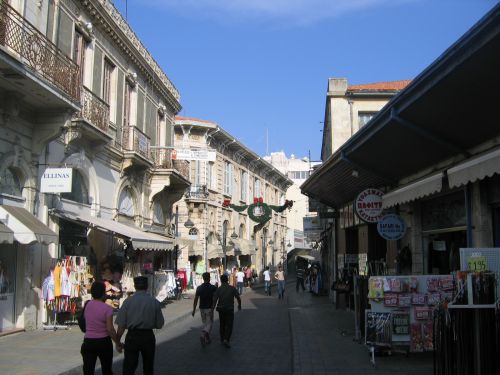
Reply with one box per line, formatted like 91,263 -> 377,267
41,256 -> 92,329
366,274 -> 454,365
433,248 -> 499,375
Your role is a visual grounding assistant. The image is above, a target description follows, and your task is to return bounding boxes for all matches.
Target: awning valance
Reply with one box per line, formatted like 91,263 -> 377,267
382,172 -> 443,209
0,205 -> 57,245
447,148 -> 500,189
54,211 -> 173,251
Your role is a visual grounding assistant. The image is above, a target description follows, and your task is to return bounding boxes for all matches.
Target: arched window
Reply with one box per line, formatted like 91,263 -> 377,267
222,220 -> 229,247
61,170 -> 89,204
152,200 -> 164,224
0,167 -> 22,197
239,223 -> 245,239
118,187 -> 134,216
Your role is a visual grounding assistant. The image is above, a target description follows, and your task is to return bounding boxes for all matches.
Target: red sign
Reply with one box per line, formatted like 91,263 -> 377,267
355,188 -> 384,223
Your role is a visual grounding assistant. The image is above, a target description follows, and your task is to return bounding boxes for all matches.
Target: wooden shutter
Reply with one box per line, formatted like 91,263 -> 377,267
136,90 -> 144,130
56,9 -> 72,57
92,47 -> 103,97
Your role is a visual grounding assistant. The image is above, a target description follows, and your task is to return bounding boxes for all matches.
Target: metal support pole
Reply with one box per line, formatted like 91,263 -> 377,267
174,205 -> 179,274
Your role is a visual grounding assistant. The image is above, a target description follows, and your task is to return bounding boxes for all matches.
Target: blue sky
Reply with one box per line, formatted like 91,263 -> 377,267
113,0 -> 497,161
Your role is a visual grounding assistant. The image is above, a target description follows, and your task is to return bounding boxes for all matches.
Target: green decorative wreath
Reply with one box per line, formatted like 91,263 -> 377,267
247,203 -> 272,224
223,199 -> 293,224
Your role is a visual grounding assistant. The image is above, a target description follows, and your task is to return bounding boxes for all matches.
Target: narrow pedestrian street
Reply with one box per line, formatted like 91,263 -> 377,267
102,283 -> 433,375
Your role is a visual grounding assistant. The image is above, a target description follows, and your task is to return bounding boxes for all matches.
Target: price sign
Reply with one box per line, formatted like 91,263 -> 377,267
467,256 -> 488,271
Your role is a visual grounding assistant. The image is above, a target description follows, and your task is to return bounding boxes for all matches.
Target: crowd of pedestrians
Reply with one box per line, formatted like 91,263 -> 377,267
79,263 -> 305,374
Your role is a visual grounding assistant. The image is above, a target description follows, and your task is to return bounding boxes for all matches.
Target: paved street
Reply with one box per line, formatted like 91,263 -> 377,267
0,282 -> 434,375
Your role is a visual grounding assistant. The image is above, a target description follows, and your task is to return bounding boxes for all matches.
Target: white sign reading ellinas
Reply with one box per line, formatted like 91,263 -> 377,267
173,149 -> 216,161
40,168 -> 72,193
355,188 -> 384,223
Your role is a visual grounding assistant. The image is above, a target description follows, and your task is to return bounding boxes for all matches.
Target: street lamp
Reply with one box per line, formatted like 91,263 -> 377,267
184,217 -> 195,229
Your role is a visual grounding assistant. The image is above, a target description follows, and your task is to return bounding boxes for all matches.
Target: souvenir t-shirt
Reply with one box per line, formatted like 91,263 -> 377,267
84,300 -> 113,339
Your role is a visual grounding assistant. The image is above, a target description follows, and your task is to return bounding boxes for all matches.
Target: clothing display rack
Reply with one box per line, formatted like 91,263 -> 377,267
42,256 -> 89,331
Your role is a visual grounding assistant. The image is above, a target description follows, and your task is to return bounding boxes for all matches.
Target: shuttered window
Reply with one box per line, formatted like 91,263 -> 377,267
57,9 -> 72,57
92,47 -> 103,97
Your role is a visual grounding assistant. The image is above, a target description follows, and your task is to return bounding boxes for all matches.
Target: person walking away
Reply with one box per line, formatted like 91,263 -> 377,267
296,265 -> 306,292
245,266 -> 253,287
81,281 -> 122,375
275,265 -> 286,299
263,266 -> 271,296
116,276 -> 164,375
212,274 -> 241,348
192,272 -> 217,346
236,267 -> 245,295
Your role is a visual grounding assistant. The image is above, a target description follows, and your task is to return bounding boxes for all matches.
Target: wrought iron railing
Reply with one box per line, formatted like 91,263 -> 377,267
122,126 -> 150,158
74,86 -> 109,132
185,185 -> 209,199
150,147 -> 190,180
0,2 -> 80,102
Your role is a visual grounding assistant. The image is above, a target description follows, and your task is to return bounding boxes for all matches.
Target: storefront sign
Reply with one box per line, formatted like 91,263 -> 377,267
173,149 -> 216,161
40,168 -> 72,193
377,214 -> 407,241
355,189 -> 384,223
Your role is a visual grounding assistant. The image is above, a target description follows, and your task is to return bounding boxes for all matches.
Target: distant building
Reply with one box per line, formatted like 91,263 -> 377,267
174,117 -> 292,276
322,78 -> 411,159
264,151 -> 321,252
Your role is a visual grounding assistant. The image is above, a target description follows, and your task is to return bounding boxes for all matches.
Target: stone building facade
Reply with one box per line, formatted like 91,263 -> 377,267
174,117 -> 292,275
0,0 -> 187,332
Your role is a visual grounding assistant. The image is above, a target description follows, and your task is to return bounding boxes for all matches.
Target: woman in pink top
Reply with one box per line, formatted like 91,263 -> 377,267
81,281 -> 122,375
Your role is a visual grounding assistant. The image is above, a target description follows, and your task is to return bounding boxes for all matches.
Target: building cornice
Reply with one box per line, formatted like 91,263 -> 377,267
75,0 -> 181,112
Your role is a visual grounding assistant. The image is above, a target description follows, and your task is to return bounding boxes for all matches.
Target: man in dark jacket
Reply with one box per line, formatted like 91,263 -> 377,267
192,272 -> 217,346
212,274 -> 241,348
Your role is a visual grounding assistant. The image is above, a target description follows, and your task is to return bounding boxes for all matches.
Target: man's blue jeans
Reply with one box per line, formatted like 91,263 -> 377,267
264,280 -> 271,295
236,282 -> 244,295
277,280 -> 285,299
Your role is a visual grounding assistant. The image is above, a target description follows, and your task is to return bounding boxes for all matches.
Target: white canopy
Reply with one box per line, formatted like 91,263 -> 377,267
0,205 -> 57,245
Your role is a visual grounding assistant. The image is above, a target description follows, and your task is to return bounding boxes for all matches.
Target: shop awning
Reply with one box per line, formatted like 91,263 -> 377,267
0,221 -> 14,244
54,211 -> 173,251
447,148 -> 500,189
207,244 -> 223,259
382,172 -> 443,209
0,205 -> 58,245
297,254 -> 317,262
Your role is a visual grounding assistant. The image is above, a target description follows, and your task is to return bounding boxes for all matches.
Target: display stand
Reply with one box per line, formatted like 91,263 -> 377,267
43,310 -> 68,331
366,274 -> 453,367
447,273 -> 497,375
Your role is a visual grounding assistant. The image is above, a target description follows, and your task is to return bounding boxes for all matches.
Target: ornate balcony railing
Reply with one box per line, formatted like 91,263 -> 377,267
122,126 -> 150,159
185,185 -> 209,199
150,147 -> 190,180
74,86 -> 110,132
0,2 -> 80,102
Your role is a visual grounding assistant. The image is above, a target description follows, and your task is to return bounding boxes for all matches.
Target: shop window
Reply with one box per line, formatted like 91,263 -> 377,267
118,188 -> 135,216
0,167 -> 22,197
153,200 -> 164,225
61,170 -> 89,204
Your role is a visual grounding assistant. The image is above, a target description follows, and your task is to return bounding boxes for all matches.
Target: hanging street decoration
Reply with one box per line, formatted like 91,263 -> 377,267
223,197 -> 293,225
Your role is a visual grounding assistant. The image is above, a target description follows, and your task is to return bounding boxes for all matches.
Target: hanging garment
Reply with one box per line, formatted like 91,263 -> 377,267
42,273 -> 55,302
53,262 -> 62,298
60,266 -> 72,297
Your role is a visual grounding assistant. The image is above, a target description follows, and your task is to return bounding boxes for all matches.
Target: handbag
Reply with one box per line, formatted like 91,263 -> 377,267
77,301 -> 89,333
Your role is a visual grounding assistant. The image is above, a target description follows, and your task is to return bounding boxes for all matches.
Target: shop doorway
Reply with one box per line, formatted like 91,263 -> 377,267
424,230 -> 467,274
0,244 -> 17,332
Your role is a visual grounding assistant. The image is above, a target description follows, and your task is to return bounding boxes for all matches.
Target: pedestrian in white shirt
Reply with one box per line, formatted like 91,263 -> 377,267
263,266 -> 271,296
236,268 -> 245,295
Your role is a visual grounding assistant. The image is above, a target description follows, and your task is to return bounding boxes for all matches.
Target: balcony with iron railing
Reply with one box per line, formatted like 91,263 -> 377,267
121,126 -> 152,169
150,147 -> 190,181
0,1 -> 80,102
66,86 -> 112,148
185,185 -> 209,200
